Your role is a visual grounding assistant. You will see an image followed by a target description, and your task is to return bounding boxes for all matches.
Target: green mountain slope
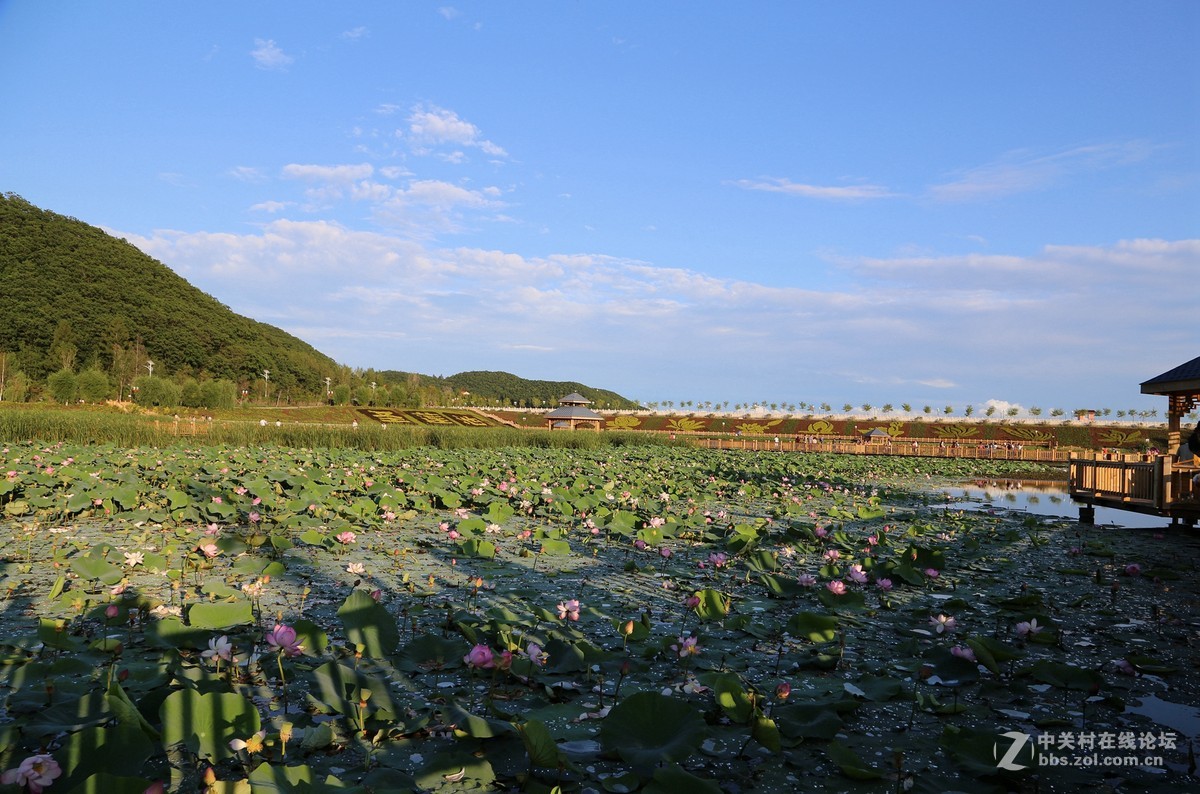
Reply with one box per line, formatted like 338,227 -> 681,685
0,192 -> 338,390
1,193 -> 639,407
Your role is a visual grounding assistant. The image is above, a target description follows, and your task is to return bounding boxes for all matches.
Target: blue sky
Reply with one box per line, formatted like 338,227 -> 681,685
2,2 -> 1197,413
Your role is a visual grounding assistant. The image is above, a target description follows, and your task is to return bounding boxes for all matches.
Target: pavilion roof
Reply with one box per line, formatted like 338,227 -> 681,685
1141,355 -> 1200,396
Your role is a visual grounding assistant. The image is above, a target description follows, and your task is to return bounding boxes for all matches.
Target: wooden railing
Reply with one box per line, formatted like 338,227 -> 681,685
1068,453 -> 1200,510
693,436 -> 1070,462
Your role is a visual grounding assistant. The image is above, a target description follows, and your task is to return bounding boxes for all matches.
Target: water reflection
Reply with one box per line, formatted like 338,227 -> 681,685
931,480 -> 1171,529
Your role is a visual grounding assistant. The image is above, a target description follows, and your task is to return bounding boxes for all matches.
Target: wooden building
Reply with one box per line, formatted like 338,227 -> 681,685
545,393 -> 605,431
1068,355 -> 1200,527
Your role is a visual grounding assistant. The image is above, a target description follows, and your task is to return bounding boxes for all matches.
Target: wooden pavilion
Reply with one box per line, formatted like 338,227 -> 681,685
545,393 -> 605,431
1068,354 -> 1200,527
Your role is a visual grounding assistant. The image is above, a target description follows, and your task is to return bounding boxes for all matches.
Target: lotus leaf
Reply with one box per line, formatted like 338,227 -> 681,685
160,689 -> 260,761
338,589 -> 399,658
599,691 -> 707,773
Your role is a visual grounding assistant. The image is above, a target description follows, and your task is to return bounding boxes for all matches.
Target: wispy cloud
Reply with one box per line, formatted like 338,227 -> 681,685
228,166 -> 266,183
730,177 -> 893,200
929,141 -> 1155,202
341,26 -> 368,41
250,38 -> 294,71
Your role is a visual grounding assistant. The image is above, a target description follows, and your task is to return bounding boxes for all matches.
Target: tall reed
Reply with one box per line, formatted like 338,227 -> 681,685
0,409 -> 670,452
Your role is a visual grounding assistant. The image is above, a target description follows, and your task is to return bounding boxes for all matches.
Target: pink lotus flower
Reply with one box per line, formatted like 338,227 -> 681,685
823,549 -> 840,562
659,547 -> 672,559
685,595 -> 701,609
924,568 -> 940,578
265,624 -> 303,657
929,614 -> 956,634
708,552 -> 728,568
1123,563 -> 1141,576
633,539 -> 646,551
211,496 -> 222,504
2,754 -> 62,793
814,527 -> 828,538
950,645 -> 976,662
202,635 -> 233,663
248,511 -> 261,523
1014,619 -> 1042,638
464,644 -> 494,669
526,642 -> 548,666
797,573 -> 817,587
197,542 -> 220,558
556,599 -> 581,621
671,635 -> 700,657
876,578 -> 894,592
847,564 -> 868,584
335,531 -> 357,545
826,580 -> 847,595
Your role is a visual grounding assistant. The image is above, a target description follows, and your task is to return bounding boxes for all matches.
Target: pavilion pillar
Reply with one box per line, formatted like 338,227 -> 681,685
1167,397 -> 1182,458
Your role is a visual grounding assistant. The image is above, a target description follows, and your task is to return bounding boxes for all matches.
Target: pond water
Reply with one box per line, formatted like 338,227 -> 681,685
929,481 -> 1175,530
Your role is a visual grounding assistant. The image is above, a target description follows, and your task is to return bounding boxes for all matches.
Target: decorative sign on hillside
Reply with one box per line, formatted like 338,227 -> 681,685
358,408 -> 501,428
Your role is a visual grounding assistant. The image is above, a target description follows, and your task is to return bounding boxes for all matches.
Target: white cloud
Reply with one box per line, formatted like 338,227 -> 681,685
114,222 -> 1195,409
281,163 -> 374,183
731,177 -> 892,200
250,38 -> 294,71
341,26 -> 368,41
403,104 -> 507,159
250,200 -> 290,213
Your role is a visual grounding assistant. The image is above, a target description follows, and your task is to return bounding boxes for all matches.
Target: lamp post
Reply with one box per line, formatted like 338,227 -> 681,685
145,360 -> 154,377
262,369 -> 270,401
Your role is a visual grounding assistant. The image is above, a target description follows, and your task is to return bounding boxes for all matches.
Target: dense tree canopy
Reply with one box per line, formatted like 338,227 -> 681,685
0,193 -> 339,390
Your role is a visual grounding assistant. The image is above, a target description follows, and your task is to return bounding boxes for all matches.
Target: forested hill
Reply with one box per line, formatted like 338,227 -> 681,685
0,192 -> 338,390
378,369 -> 639,409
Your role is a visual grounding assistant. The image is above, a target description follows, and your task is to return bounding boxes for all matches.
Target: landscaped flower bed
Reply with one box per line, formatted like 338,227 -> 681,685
0,443 -> 1195,792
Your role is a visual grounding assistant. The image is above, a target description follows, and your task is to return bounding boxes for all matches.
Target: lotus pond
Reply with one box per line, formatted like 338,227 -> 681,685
0,442 -> 1196,793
